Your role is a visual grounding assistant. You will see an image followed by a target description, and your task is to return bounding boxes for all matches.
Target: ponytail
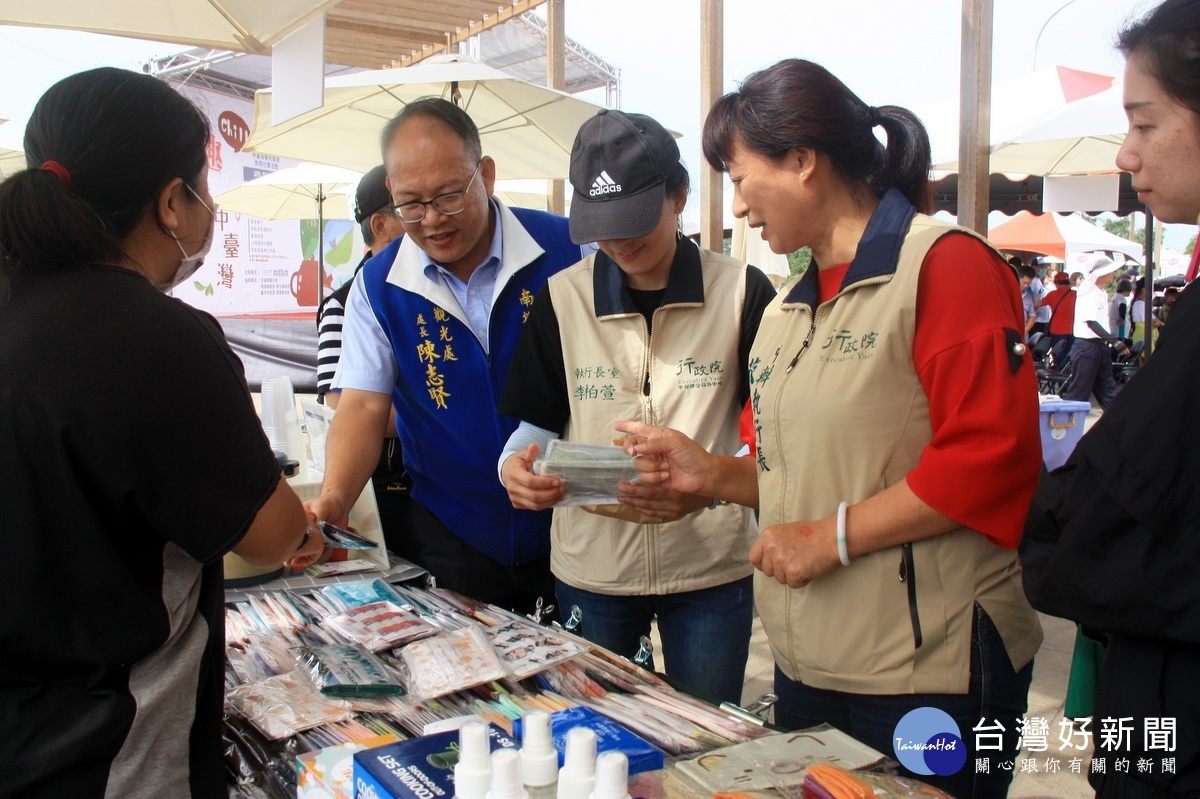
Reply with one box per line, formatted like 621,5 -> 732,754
871,106 -> 934,214
703,58 -> 933,214
0,167 -> 123,292
0,67 -> 209,293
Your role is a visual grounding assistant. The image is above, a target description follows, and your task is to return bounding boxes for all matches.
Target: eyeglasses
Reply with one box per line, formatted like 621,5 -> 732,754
390,161 -> 482,224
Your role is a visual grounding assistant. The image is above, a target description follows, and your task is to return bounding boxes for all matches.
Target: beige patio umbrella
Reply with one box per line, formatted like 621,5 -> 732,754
214,162 -> 361,304
0,0 -> 343,52
214,162 -> 360,221
0,118 -> 24,179
0,148 -> 23,179
243,55 -> 608,179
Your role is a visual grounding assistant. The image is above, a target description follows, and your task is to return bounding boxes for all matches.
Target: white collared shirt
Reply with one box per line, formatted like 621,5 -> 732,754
333,200 -> 585,395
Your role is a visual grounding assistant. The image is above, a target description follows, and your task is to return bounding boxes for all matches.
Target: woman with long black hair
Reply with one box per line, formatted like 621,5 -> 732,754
1022,1 -> 1200,795
619,59 -> 1043,798
0,68 -> 323,797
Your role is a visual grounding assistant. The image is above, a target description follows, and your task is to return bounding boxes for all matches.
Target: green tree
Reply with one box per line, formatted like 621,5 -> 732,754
788,248 -> 812,278
1186,233 -> 1197,255
1083,214 -> 1145,245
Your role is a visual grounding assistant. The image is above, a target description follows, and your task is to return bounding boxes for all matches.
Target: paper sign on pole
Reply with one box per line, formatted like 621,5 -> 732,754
271,15 -> 326,125
1043,174 -> 1120,213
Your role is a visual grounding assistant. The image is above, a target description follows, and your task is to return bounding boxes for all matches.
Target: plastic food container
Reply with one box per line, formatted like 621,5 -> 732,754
1038,399 -> 1092,471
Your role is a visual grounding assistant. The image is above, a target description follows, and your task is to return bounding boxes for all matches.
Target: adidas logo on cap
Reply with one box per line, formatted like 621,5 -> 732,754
589,170 -> 622,197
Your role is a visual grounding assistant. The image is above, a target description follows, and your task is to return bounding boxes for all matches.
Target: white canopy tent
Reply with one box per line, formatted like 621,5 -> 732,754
988,210 -> 1144,261
243,55 -> 608,179
988,84 -> 1126,176
916,65 -> 1118,173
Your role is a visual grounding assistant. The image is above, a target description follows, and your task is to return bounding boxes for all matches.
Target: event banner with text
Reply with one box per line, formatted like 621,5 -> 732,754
171,85 -> 362,316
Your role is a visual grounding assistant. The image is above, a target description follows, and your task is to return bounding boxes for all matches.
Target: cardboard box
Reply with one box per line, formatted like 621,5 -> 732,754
296,734 -> 401,799
353,724 -> 518,799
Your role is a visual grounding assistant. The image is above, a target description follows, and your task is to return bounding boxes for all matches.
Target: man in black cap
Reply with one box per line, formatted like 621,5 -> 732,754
316,165 -> 410,553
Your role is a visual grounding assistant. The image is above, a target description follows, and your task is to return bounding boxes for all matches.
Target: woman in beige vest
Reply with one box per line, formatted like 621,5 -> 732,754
619,60 -> 1043,799
496,110 -> 775,704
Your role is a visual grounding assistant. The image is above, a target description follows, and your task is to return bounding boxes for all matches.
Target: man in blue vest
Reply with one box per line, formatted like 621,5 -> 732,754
307,98 -> 587,614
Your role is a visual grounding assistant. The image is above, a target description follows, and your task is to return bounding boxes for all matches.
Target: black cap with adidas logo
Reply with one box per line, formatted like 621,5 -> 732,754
568,109 -> 680,245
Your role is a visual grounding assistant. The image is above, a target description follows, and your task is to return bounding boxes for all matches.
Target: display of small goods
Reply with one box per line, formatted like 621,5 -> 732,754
225,578 -> 939,799
223,578 -> 775,798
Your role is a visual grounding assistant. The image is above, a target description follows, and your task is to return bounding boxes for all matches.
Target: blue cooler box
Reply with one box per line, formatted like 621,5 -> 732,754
1039,400 -> 1092,470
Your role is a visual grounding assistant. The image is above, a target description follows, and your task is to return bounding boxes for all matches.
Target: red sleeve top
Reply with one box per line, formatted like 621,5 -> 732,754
746,234 -> 1040,549
904,234 -> 1041,549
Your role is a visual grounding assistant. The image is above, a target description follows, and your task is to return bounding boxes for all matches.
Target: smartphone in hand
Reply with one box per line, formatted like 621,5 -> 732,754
317,520 -> 379,550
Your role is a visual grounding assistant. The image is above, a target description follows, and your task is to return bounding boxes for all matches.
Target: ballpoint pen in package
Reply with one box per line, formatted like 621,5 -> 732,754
317,520 -> 380,550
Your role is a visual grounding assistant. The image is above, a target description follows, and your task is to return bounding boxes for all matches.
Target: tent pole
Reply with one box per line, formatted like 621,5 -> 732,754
958,0 -> 993,233
1143,206 -> 1155,354
699,0 -> 723,250
546,0 -> 566,216
317,185 -> 326,306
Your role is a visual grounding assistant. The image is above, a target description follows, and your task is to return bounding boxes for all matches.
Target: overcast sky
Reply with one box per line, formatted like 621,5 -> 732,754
1,0 -> 1186,247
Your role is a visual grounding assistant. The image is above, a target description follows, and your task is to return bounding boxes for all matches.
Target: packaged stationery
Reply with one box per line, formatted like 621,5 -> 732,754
293,643 -> 406,698
399,624 -> 508,699
325,601 -> 437,651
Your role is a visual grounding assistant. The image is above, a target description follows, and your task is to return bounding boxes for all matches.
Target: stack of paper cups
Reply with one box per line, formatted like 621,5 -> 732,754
260,376 -> 301,458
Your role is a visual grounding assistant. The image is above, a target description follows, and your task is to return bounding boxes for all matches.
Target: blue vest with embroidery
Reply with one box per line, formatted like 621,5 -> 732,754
360,208 -> 578,565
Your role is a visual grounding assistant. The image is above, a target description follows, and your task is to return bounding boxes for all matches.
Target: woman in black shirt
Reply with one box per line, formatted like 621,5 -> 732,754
0,68 -> 324,798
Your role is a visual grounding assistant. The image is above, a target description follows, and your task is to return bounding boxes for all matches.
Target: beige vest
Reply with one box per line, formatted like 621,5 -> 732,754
547,247 -> 756,595
752,215 -> 1043,694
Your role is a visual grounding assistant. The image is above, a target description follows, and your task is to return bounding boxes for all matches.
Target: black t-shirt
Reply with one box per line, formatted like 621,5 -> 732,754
500,247 -> 777,434
0,264 -> 280,797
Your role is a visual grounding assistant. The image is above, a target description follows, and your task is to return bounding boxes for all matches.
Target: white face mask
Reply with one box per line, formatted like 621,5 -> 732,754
162,183 -> 217,293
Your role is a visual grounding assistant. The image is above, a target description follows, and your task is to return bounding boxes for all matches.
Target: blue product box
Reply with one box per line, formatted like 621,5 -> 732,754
511,705 -> 664,775
353,723 -> 518,799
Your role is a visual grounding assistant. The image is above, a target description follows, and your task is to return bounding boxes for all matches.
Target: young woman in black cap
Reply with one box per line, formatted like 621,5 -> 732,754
497,110 -> 775,703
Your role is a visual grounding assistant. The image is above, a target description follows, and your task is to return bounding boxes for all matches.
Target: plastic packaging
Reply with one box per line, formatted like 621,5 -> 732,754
487,619 -> 587,679
400,624 -> 508,699
260,375 -> 306,461
589,751 -> 631,799
511,706 -> 663,775
455,721 -> 492,799
487,748 -> 530,799
226,671 -> 352,740
292,643 -> 406,697
325,600 -> 437,651
321,578 -> 404,610
557,726 -> 597,799
532,440 -> 641,506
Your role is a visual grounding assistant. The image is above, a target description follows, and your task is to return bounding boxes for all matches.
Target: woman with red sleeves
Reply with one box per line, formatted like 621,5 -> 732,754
619,58 -> 1043,799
